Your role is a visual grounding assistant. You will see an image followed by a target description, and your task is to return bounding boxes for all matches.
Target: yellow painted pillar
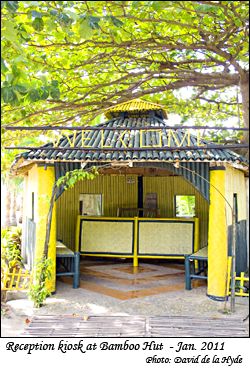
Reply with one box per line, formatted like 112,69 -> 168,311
194,217 -> 199,253
35,166 -> 56,293
194,217 -> 200,270
133,217 -> 139,267
21,174 -> 28,260
75,215 -> 81,252
207,167 -> 228,300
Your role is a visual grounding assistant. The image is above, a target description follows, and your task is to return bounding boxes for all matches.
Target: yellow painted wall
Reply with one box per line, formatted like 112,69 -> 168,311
246,178 -> 249,266
21,174 -> 29,260
207,169 -> 228,299
36,166 -> 56,292
22,164 -> 39,222
23,164 -> 56,292
225,165 -> 247,225
57,174 -> 208,250
206,166 -> 246,299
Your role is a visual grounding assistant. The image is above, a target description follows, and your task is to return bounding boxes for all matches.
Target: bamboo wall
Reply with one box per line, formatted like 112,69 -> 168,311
56,174 -> 208,250
143,176 -> 208,248
56,174 -> 138,249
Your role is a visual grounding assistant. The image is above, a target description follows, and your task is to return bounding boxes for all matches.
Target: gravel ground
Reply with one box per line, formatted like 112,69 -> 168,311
1,280 -> 249,337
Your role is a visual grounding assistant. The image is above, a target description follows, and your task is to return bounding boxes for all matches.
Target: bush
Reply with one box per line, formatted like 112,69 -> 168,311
1,227 -> 23,302
1,226 -> 23,270
28,257 -> 52,308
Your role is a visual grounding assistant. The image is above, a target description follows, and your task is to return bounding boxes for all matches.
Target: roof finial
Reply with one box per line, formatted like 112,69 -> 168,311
105,98 -> 168,119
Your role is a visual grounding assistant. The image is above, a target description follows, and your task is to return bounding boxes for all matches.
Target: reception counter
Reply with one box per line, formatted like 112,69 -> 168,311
75,216 -> 199,267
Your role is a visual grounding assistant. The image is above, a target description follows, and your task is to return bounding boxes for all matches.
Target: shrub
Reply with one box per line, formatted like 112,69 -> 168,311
1,226 -> 23,270
28,257 -> 52,308
1,227 -> 23,302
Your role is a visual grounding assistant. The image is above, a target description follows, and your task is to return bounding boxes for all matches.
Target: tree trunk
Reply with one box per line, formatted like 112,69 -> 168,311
239,71 -> 249,158
43,184 -> 57,258
240,71 -> 249,130
37,184 -> 57,288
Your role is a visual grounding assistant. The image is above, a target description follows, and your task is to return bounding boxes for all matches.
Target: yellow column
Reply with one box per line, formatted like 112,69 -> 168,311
21,174 -> 28,260
207,168 -> 228,300
75,215 -> 81,252
194,217 -> 199,253
133,217 -> 139,267
194,217 -> 199,270
35,166 -> 56,293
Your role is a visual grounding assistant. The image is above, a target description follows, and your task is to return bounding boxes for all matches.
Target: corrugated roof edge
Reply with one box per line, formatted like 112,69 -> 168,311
10,113 -> 249,172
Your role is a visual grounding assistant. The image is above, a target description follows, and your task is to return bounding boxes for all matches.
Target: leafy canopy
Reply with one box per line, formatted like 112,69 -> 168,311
1,1 -> 249,169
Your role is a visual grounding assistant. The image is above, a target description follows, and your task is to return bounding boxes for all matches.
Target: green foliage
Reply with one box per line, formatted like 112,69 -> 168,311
2,1 -> 19,13
56,167 -> 98,190
204,129 -> 243,145
1,227 -> 24,299
28,257 -> 52,308
175,195 -> 195,217
1,226 -> 23,270
1,1 -> 248,172
2,86 -> 17,104
32,17 -> 44,31
1,1 -> 247,117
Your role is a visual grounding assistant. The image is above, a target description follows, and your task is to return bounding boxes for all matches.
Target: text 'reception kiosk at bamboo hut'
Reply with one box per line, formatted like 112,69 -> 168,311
11,99 -> 249,300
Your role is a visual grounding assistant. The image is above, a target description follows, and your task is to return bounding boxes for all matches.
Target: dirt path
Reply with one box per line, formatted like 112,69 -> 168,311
1,280 -> 249,337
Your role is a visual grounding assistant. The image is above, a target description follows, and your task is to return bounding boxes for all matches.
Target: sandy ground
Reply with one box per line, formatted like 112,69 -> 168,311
1,280 -> 249,337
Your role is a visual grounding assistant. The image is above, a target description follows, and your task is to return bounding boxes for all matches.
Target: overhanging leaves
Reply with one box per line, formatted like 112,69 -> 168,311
32,17 -> 44,31
1,1 -> 249,171
4,1 -> 19,12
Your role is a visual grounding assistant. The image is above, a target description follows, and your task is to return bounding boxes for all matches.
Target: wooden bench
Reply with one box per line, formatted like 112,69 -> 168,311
56,241 -> 80,288
185,246 -> 208,290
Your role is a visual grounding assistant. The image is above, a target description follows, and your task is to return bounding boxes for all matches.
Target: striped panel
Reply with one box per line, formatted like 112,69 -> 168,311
56,175 -> 138,249
143,176 -> 209,249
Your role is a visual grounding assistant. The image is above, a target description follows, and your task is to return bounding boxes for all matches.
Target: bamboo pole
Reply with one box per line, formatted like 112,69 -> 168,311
230,202 -> 237,313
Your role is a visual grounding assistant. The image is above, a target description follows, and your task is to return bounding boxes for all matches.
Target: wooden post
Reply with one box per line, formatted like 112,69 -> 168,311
73,252 -> 80,289
185,256 -> 191,290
